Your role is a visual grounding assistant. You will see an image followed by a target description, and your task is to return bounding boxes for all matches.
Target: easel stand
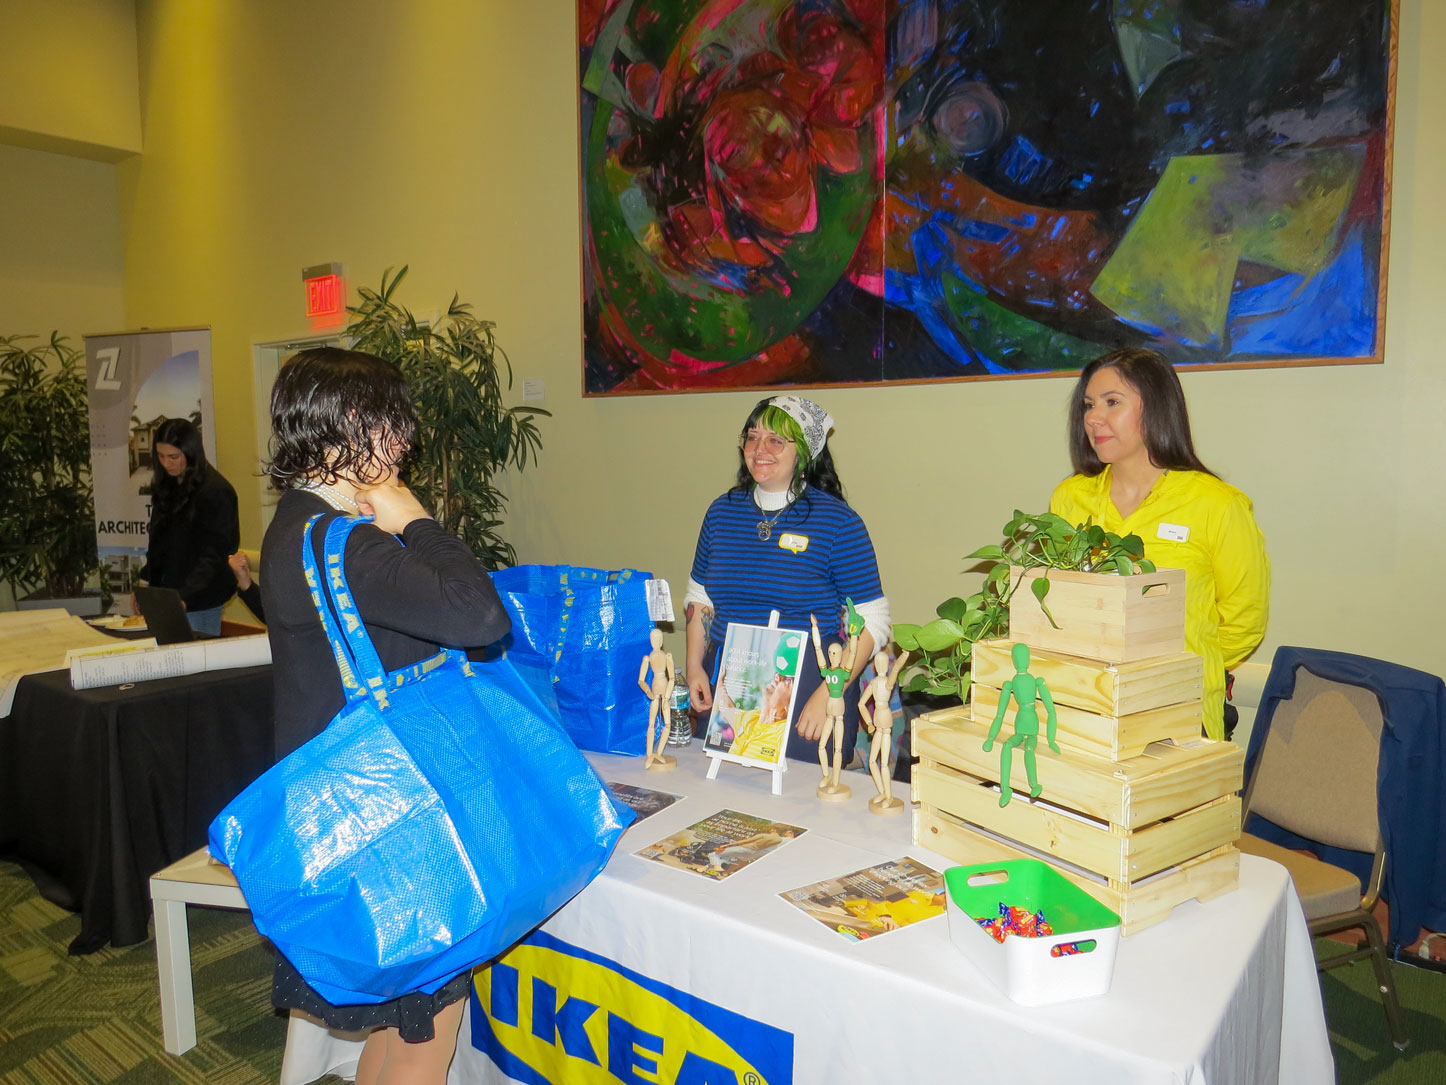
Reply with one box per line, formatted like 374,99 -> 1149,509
706,748 -> 787,796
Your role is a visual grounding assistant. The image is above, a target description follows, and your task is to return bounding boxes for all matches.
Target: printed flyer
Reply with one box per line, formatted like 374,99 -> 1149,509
703,622 -> 806,766
636,808 -> 806,881
605,782 -> 682,822
780,856 -> 947,941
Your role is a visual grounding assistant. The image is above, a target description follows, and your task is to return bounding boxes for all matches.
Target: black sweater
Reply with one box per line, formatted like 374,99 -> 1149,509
142,469 -> 240,612
260,489 -> 512,760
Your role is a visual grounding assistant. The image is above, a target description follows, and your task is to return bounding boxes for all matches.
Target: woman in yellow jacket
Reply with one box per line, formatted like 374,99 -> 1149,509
1050,348 -> 1269,740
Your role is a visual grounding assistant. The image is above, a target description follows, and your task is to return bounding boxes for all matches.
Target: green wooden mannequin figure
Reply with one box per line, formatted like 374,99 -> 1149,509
982,642 -> 1060,806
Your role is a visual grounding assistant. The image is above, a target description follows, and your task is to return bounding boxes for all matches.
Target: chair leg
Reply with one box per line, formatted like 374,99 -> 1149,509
1361,911 -> 1410,1050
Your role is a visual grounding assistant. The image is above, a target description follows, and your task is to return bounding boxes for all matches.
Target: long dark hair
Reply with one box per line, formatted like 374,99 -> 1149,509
1067,348 -> 1213,477
149,418 -> 211,520
731,398 -> 845,502
267,347 -> 417,491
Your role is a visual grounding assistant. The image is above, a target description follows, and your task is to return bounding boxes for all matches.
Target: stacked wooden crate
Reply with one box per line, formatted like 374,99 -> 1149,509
912,567 -> 1244,935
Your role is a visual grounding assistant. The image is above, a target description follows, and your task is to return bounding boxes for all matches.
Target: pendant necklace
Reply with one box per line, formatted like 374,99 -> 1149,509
301,481 -> 360,514
754,492 -> 794,541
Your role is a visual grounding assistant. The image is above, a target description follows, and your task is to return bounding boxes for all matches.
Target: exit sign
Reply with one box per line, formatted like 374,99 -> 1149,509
302,262 -> 345,325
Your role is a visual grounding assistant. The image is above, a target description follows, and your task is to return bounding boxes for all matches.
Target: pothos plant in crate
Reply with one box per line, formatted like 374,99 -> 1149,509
894,511 -> 1155,702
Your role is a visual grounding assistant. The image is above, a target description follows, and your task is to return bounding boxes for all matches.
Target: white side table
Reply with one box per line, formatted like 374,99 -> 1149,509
149,847 -> 250,1054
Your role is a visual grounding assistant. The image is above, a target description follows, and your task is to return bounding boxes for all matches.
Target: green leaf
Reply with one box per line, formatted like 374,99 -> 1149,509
892,623 -> 922,650
1138,558 -> 1156,573
935,596 -> 969,623
965,544 -> 1004,561
915,618 -> 967,652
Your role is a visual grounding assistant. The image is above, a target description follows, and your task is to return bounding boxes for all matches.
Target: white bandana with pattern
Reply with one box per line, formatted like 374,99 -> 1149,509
768,396 -> 834,459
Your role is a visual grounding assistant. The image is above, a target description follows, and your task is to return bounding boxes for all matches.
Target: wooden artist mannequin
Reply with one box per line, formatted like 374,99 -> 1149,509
638,628 -> 676,770
809,614 -> 858,800
858,650 -> 909,815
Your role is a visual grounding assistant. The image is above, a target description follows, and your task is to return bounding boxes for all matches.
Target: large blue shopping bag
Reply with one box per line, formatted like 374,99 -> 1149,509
209,515 -> 633,1005
490,564 -> 653,754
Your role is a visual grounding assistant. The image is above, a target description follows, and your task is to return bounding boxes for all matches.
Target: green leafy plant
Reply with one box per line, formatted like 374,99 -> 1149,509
346,267 -> 548,569
0,333 -> 104,601
894,511 -> 1155,702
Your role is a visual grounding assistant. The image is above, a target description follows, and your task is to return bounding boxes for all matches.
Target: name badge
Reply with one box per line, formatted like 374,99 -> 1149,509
778,532 -> 809,554
1157,521 -> 1190,543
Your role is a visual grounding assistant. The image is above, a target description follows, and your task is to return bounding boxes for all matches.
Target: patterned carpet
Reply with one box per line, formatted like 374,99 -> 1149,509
0,859 -> 297,1084
2,857 -> 1442,1083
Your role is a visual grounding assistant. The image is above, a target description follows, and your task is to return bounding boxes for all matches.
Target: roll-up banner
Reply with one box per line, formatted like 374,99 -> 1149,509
83,329 -> 215,611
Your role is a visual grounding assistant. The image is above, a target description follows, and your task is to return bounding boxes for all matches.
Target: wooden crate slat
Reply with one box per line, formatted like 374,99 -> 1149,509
1007,566 -> 1187,662
915,806 -> 1240,935
970,683 -> 1202,761
971,639 -> 1201,717
914,709 -> 1243,828
914,759 -> 1241,882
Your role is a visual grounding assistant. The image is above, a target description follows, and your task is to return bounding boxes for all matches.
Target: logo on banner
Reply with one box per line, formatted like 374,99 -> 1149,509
471,931 -> 794,1084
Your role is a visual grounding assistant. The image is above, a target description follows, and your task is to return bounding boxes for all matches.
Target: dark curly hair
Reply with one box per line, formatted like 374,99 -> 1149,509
1066,348 -> 1214,477
267,347 -> 417,491
730,398 -> 846,503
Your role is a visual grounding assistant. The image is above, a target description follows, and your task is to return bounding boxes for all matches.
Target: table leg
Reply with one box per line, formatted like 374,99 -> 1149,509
154,896 -> 197,1055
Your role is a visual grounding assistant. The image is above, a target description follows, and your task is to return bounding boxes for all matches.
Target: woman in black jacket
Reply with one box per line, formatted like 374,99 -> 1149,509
141,418 -> 239,635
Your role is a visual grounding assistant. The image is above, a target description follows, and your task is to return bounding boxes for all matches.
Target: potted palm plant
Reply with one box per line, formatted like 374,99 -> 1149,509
0,332 -> 106,614
345,267 -> 548,569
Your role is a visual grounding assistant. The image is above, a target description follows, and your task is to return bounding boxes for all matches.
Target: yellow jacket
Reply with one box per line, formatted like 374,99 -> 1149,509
1049,468 -> 1270,739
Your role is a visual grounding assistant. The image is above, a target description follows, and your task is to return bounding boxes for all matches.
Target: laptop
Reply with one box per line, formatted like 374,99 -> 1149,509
133,586 -> 198,645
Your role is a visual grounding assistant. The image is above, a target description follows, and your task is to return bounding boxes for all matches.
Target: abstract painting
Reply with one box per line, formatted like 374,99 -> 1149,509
579,0 -> 1396,394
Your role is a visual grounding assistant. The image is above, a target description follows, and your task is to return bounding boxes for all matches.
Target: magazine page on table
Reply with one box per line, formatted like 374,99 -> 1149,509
605,782 -> 683,823
636,808 -> 807,881
780,856 -> 948,942
703,622 -> 807,769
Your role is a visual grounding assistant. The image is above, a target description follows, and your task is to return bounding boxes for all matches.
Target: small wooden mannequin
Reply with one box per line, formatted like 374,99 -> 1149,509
810,614 -> 858,801
858,650 -> 909,815
638,628 -> 676,771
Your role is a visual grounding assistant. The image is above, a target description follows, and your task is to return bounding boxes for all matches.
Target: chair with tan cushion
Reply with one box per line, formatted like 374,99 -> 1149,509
1238,665 -> 1408,1050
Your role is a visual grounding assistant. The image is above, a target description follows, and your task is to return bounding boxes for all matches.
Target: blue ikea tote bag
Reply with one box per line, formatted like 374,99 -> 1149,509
209,514 -> 633,1004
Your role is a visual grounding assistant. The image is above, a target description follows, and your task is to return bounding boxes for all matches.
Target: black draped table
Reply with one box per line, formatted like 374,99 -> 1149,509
0,665 -> 274,952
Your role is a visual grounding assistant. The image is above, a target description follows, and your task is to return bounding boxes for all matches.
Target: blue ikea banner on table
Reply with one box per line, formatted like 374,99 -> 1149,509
470,930 -> 795,1084
491,565 -> 654,755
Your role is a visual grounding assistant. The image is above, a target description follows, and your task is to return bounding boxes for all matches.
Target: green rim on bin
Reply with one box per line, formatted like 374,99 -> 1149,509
945,859 -> 1121,935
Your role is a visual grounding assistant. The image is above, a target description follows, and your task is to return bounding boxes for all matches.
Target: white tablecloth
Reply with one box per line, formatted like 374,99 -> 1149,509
283,747 -> 1334,1085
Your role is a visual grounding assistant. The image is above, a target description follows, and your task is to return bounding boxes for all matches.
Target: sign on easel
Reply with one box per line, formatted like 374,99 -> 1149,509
703,613 -> 805,795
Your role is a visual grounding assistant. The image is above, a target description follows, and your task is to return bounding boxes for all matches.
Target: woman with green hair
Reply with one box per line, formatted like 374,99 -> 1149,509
684,395 -> 890,768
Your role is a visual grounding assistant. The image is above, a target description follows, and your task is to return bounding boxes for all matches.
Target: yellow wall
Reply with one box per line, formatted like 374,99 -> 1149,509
0,0 -> 140,160
101,0 -> 1445,678
0,145 -> 126,338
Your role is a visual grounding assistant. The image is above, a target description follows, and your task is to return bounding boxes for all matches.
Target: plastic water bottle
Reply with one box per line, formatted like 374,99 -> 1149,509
668,676 -> 693,747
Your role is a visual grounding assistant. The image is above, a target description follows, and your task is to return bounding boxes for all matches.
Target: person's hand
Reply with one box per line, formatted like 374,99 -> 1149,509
794,683 -> 830,741
687,664 -> 713,711
354,482 -> 432,535
227,551 -> 253,590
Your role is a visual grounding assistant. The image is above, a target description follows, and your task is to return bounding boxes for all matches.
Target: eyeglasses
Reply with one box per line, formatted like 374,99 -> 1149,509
739,432 -> 795,454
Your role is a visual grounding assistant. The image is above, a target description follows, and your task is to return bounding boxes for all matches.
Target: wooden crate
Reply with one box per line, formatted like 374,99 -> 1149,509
911,708 -> 1242,933
970,682 -> 1202,760
916,806 -> 1240,936
972,638 -> 1201,717
1006,566 -> 1185,662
